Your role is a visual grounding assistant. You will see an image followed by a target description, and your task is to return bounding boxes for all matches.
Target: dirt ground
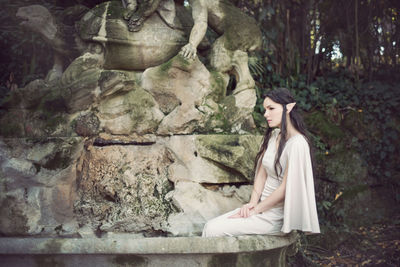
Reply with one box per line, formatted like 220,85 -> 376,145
289,218 -> 400,266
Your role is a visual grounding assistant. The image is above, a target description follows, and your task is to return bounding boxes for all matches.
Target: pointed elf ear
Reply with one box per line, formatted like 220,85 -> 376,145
286,102 -> 296,113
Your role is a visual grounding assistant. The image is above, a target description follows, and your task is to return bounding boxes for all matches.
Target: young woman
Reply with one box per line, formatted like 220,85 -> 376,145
202,88 -> 320,237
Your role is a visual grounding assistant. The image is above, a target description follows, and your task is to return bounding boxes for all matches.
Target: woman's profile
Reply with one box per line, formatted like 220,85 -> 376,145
202,88 -> 320,237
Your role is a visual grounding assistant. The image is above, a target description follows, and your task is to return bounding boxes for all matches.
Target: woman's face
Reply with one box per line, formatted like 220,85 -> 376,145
263,97 -> 283,128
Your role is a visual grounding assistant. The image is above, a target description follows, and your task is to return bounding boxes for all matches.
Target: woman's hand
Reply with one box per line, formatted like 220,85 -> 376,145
228,203 -> 258,219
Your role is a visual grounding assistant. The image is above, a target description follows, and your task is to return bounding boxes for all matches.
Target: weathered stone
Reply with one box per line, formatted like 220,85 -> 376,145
75,144 -> 175,233
0,138 -> 83,236
159,135 -> 261,184
73,112 -> 100,137
0,164 -> 80,236
167,181 -> 244,236
0,191 -> 40,235
0,234 -> 298,267
26,142 -> 57,164
59,57 -> 103,113
157,104 -> 203,135
98,70 -> 139,98
94,132 -> 156,146
195,135 -> 262,181
180,0 -> 261,97
142,55 -> 212,135
98,88 -> 164,135
23,112 -> 70,138
3,0 -> 267,241
220,185 -> 252,203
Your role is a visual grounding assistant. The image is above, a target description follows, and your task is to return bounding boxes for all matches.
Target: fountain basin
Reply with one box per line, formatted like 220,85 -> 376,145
0,233 -> 298,267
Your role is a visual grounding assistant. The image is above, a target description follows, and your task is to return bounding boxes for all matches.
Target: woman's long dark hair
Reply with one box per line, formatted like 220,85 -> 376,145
254,88 -> 315,178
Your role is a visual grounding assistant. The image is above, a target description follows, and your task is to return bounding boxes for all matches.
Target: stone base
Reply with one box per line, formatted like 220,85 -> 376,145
0,233 -> 298,267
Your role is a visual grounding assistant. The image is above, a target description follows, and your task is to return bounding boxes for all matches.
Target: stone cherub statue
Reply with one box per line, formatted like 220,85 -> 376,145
122,0 -> 176,32
180,0 -> 262,93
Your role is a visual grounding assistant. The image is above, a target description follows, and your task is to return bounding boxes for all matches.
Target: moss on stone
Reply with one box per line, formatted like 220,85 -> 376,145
0,196 -> 29,235
124,88 -> 160,132
159,58 -> 174,74
196,135 -> 262,181
173,54 -> 191,68
203,95 -> 241,133
222,95 -> 240,122
218,1 -> 262,51
208,70 -> 226,102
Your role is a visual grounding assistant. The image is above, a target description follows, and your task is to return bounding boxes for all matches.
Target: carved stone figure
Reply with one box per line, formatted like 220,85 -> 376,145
2,0 -> 264,238
77,1 -> 186,70
122,0 -> 177,32
180,0 -> 262,93
17,1 -> 187,76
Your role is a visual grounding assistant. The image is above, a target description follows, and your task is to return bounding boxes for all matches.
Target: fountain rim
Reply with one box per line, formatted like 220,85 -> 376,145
0,233 -> 298,255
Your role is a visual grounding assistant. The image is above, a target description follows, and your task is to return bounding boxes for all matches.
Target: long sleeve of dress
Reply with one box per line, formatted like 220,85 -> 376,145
281,136 -> 320,234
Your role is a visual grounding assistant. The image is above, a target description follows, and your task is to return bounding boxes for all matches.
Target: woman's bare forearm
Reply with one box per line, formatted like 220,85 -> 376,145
253,168 -> 288,214
249,166 -> 267,204
253,184 -> 285,213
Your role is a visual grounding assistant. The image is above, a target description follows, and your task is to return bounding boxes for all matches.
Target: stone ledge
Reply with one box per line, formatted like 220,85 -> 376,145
0,233 -> 298,255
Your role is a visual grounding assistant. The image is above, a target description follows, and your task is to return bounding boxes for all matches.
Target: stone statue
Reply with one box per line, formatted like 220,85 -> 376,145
74,0 -> 186,70
180,0 -> 262,93
16,1 -> 186,79
2,0 -> 263,238
122,0 -> 177,32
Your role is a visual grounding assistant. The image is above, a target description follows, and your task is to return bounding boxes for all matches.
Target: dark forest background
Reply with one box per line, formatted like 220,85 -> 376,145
0,0 -> 399,265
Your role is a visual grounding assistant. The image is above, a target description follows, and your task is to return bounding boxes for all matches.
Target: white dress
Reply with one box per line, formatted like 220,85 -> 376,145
202,129 -> 320,237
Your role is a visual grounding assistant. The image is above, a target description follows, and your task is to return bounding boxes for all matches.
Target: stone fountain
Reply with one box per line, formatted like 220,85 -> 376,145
0,1 -> 297,266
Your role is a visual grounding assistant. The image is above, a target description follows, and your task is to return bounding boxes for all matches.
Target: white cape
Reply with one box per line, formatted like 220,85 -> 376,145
256,129 -> 320,234
281,133 -> 320,234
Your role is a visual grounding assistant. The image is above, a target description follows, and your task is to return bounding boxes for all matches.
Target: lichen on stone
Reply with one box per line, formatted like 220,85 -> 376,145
74,144 -> 176,234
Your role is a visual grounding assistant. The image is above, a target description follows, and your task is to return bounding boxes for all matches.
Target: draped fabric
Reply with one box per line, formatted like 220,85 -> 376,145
277,130 -> 320,234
